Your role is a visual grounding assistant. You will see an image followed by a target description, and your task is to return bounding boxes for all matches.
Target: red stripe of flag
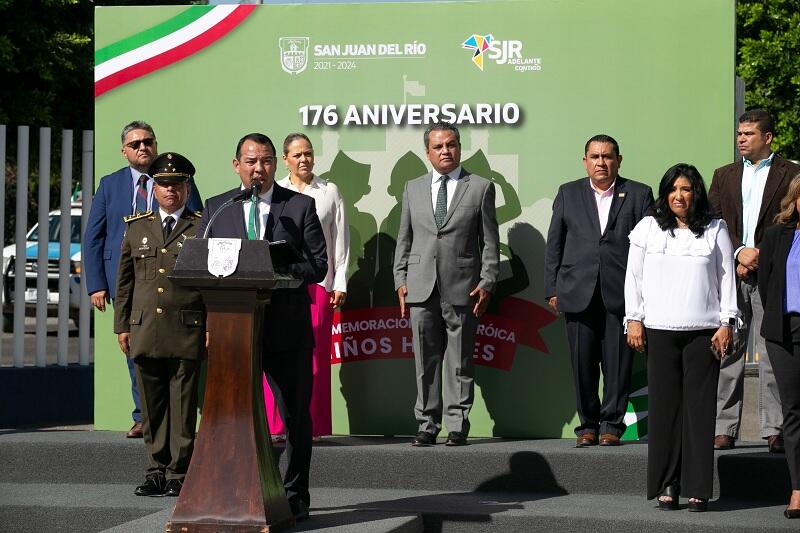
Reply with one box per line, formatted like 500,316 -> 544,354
95,5 -> 255,97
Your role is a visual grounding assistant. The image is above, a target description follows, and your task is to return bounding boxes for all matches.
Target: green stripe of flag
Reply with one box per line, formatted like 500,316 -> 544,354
95,5 -> 214,65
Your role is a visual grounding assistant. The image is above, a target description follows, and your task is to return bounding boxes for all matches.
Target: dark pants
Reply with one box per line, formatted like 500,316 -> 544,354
646,328 -> 718,500
765,314 -> 800,490
564,285 -> 633,437
264,347 -> 313,507
134,357 -> 200,480
127,356 -> 143,423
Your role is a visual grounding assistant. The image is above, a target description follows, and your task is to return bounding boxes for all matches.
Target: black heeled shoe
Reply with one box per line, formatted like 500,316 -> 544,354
785,507 -> 800,519
687,498 -> 708,512
658,484 -> 679,510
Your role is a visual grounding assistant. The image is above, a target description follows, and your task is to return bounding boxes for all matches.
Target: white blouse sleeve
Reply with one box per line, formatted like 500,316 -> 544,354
329,183 -> 350,293
714,219 -> 740,323
624,217 -> 651,324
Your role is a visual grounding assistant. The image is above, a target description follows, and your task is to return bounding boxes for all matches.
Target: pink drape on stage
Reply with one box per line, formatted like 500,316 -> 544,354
262,283 -> 333,437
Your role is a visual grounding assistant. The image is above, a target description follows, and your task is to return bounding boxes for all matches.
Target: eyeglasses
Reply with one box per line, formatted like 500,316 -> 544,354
125,138 -> 156,150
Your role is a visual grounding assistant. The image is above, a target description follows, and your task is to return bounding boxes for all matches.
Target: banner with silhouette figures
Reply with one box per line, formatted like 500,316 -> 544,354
93,1 -> 734,437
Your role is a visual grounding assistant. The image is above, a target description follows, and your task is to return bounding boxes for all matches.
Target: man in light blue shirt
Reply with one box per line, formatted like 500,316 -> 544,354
708,109 -> 800,452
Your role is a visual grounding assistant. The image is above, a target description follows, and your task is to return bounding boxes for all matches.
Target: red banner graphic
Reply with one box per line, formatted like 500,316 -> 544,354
330,297 -> 556,371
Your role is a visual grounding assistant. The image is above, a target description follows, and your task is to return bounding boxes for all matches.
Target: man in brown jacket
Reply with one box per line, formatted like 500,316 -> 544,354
709,109 -> 800,452
114,152 -> 205,497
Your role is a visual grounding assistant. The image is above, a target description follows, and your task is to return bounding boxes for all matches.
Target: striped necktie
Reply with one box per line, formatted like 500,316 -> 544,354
135,174 -> 149,213
434,175 -> 448,228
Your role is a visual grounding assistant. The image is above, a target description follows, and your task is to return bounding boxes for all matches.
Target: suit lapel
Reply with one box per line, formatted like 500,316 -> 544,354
603,178 -> 628,236
226,188 -> 248,239
778,223 -> 795,256
266,184 -> 288,241
758,157 -> 789,228
422,172 -> 437,229
149,212 -> 165,247
581,178 -> 602,236
124,168 -> 135,215
441,168 -> 470,228
773,224 -> 796,283
729,161 -> 744,222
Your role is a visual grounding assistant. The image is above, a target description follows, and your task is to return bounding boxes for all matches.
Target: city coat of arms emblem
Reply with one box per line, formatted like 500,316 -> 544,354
279,37 -> 309,75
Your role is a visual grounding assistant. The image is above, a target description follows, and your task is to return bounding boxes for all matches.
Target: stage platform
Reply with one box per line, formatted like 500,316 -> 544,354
0,430 -> 795,532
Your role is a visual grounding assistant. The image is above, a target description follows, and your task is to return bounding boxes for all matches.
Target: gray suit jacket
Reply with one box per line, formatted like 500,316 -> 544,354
393,168 -> 500,306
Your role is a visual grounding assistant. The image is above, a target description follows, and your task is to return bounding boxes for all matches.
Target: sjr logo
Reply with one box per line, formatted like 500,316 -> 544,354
462,34 -> 523,70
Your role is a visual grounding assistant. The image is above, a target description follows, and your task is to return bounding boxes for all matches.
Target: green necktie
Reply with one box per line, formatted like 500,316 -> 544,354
247,195 -> 260,240
434,175 -> 448,228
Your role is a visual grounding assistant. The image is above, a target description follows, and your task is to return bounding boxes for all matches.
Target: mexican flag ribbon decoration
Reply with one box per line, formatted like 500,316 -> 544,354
95,5 -> 255,97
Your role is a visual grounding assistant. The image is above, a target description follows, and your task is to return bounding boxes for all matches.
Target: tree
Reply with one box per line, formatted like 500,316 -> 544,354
0,0 -> 93,130
737,0 -> 800,160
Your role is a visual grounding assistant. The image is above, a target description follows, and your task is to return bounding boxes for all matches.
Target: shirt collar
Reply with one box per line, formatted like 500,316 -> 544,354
240,182 -> 274,203
281,174 -> 321,191
590,179 -> 616,196
743,151 -> 774,169
437,166 -> 462,181
159,206 -> 185,222
130,166 -> 149,181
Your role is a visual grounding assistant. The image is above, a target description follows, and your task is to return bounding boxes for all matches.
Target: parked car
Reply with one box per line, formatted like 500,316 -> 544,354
2,205 -> 83,332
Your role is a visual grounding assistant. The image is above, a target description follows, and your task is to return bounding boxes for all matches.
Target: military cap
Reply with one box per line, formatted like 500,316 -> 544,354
148,152 -> 195,184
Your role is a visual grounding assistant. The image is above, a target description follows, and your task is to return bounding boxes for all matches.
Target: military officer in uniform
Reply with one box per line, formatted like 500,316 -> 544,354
114,152 -> 205,497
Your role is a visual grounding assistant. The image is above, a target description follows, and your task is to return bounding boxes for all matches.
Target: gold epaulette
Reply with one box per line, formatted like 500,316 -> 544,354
124,211 -> 152,223
193,210 -> 203,218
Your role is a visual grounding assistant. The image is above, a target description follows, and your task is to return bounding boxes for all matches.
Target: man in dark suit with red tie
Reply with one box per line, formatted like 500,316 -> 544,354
84,120 -> 203,438
544,134 -> 654,447
709,109 -> 800,452
197,133 -> 327,521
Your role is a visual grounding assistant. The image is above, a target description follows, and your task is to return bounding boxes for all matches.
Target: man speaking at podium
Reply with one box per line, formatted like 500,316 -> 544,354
198,133 -> 327,521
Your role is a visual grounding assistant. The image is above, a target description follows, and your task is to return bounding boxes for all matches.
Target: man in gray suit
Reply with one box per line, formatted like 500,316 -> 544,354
394,122 -> 500,447
544,134 -> 653,447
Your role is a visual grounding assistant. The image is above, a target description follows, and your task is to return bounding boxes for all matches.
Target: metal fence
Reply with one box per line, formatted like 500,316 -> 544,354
0,125 -> 93,367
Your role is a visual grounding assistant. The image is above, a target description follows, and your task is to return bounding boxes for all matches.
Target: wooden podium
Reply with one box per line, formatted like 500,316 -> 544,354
165,239 -> 300,533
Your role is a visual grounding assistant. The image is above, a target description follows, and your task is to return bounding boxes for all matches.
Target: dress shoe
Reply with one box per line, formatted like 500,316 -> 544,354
575,433 -> 597,448
126,422 -> 144,439
784,508 -> 800,519
412,431 -> 436,447
134,473 -> 166,497
713,434 -> 734,450
445,431 -> 468,446
599,433 -> 621,446
687,498 -> 708,512
164,479 -> 183,497
289,499 -> 310,522
768,434 -> 785,454
657,484 -> 679,510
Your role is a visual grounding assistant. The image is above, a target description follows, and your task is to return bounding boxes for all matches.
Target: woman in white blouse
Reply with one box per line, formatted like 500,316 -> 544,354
263,133 -> 349,439
625,163 -> 739,512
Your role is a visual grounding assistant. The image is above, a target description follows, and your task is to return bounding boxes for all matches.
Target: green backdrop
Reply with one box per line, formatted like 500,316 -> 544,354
94,0 -> 735,438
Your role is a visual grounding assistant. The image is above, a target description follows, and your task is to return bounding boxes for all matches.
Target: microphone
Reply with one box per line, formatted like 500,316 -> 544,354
202,181 -> 264,239
231,181 -> 262,202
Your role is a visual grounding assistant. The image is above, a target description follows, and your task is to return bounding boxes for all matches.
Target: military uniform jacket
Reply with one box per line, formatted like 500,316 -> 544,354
114,210 -> 205,360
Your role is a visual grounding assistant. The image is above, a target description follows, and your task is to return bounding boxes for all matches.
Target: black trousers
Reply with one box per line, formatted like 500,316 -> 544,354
765,314 -> 800,490
263,347 -> 313,507
646,328 -> 718,500
564,285 -> 633,437
134,357 -> 200,480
